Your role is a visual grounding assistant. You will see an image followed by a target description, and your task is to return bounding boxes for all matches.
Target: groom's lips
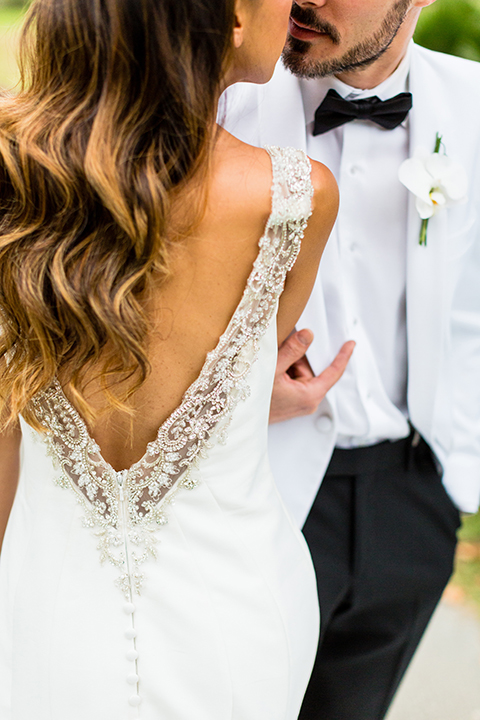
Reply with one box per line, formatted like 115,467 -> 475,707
288,17 -> 328,41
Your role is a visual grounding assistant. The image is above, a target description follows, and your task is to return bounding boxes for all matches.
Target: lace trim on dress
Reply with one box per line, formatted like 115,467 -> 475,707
29,146 -> 313,598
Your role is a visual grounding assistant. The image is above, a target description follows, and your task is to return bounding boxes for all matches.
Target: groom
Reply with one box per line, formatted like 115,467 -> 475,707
224,0 -> 480,718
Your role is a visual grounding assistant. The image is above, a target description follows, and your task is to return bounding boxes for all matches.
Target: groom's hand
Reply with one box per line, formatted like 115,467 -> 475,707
269,330 -> 355,424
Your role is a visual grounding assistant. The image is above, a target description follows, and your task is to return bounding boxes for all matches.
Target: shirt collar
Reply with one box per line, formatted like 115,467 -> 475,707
301,40 -> 413,126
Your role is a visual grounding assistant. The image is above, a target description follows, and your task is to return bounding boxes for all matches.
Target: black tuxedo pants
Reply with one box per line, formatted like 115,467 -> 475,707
299,432 -> 461,720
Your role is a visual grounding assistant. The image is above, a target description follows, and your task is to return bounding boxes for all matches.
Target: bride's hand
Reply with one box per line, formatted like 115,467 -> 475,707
269,330 -> 355,424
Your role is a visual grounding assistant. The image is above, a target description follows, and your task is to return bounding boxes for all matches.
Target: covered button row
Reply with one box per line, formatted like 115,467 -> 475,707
124,602 -> 142,708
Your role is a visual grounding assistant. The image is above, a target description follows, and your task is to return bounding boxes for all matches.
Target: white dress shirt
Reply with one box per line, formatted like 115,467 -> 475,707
300,46 -> 413,447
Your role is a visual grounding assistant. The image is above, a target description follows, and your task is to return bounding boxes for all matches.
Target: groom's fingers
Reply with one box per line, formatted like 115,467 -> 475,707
269,340 -> 355,424
310,340 -> 356,396
287,355 -> 314,380
276,329 -> 314,376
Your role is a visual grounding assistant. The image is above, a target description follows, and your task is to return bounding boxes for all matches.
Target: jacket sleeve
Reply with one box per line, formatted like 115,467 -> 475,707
442,146 -> 480,513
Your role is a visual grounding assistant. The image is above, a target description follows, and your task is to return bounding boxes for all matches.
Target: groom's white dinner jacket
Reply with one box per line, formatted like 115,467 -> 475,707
223,43 -> 480,525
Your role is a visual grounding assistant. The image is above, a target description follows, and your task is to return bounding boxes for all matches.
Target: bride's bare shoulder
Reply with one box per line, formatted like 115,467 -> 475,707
214,126 -> 271,169
211,127 -> 273,218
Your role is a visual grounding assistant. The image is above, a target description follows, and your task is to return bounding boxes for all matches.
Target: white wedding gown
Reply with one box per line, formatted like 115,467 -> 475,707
0,147 -> 319,720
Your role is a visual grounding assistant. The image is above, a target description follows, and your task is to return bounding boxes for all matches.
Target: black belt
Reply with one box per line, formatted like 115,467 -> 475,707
325,429 -> 426,476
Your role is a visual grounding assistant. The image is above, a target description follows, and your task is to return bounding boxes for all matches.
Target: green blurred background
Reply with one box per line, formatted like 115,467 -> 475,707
0,0 -> 480,612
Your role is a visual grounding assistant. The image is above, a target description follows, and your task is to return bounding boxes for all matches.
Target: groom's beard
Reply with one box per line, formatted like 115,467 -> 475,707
283,0 -> 411,79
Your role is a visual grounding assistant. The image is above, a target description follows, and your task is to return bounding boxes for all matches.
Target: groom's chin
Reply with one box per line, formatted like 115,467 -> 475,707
282,40 -> 332,80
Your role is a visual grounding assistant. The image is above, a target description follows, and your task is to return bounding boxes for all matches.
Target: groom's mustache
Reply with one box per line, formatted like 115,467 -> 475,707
290,2 -> 341,44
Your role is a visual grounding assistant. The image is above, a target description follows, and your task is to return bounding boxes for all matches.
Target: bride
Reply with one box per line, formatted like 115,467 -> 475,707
0,0 -> 338,717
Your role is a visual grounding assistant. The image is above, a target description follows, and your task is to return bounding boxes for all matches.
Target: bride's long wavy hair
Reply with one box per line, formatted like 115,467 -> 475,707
0,0 -> 236,429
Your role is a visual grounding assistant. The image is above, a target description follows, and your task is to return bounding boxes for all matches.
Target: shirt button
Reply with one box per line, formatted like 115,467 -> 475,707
349,164 -> 362,176
352,318 -> 358,326
350,243 -> 358,252
315,415 -> 334,433
128,695 -> 142,707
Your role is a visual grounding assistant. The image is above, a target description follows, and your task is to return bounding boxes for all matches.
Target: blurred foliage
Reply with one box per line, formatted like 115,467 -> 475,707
0,5 -> 24,24
451,556 -> 480,614
414,0 -> 480,61
0,0 -> 27,8
459,511 -> 480,542
0,3 -> 25,90
450,512 -> 480,616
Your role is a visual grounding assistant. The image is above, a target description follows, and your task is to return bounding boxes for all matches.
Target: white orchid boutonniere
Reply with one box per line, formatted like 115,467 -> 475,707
399,133 -> 468,246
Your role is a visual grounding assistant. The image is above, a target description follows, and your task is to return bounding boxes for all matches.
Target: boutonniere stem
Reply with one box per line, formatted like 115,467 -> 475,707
418,134 -> 443,246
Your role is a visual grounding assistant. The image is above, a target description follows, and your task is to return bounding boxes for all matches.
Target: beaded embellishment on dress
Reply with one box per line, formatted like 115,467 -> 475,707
29,146 -> 313,599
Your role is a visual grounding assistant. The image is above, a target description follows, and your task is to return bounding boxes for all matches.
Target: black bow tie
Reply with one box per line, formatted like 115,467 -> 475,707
313,89 -> 413,136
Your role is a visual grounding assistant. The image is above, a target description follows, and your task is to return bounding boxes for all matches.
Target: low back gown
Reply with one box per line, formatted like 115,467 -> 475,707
0,146 -> 319,720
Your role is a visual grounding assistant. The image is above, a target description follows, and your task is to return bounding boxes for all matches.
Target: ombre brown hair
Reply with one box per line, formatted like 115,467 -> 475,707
0,0 -> 236,428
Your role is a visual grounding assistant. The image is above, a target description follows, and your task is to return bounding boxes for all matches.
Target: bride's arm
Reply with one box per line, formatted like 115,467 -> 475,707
0,421 -> 21,552
272,160 -> 355,424
276,158 -> 338,343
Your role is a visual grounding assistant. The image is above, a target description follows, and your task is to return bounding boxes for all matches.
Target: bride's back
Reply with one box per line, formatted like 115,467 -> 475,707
84,132 -> 276,470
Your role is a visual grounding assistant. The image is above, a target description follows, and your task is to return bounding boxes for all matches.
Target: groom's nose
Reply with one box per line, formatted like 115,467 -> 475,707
294,0 -> 329,8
